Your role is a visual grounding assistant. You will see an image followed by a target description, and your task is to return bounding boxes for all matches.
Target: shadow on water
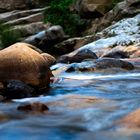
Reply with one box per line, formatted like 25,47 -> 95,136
0,71 -> 140,140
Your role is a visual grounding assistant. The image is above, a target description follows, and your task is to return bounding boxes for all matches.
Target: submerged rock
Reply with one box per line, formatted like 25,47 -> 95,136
41,94 -> 107,110
0,42 -> 55,88
117,108 -> 140,129
17,102 -> 49,113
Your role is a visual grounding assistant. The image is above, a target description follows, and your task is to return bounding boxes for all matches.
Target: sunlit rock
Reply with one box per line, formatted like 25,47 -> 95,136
58,13 -> 140,63
0,42 -> 55,87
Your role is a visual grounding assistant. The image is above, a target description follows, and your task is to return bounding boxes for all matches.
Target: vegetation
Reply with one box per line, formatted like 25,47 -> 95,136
0,23 -> 21,48
111,0 -> 124,8
44,0 -> 86,37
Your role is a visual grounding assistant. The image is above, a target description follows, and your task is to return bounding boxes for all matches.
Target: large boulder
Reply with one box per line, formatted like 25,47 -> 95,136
75,0 -> 112,18
0,42 -> 55,87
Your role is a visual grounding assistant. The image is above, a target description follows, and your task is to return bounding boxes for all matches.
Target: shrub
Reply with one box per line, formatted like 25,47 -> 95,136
111,0 -> 124,8
44,0 -> 86,37
0,23 -> 21,48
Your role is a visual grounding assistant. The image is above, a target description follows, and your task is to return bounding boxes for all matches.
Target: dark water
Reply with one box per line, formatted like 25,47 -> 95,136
0,70 -> 140,140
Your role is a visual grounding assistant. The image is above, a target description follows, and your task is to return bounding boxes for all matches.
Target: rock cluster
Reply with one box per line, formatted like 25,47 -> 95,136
0,0 -> 139,104
0,42 -> 55,99
0,1 -> 140,137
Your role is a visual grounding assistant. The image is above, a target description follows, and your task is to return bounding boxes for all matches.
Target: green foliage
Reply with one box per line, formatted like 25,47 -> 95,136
111,0 -> 124,8
0,23 -> 21,48
44,0 -> 85,37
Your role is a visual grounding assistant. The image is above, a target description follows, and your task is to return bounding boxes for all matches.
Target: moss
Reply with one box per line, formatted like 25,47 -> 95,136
44,0 -> 86,37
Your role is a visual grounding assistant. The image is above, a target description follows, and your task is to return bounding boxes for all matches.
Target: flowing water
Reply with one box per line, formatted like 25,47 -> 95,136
0,70 -> 140,140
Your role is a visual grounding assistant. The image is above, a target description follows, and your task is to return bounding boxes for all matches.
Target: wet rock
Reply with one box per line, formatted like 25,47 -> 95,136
75,0 -> 112,18
101,44 -> 140,58
58,49 -> 98,63
103,50 -> 129,58
122,58 -> 140,70
0,42 -> 55,87
24,25 -> 68,52
17,102 -> 49,113
65,58 -> 134,72
95,58 -> 134,70
66,61 -> 95,72
51,63 -> 70,77
4,80 -> 35,99
117,108 -> 140,129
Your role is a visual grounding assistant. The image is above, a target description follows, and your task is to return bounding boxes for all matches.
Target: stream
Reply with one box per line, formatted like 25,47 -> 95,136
0,69 -> 140,140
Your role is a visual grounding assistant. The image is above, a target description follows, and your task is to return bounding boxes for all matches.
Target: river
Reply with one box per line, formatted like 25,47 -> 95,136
0,69 -> 139,140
